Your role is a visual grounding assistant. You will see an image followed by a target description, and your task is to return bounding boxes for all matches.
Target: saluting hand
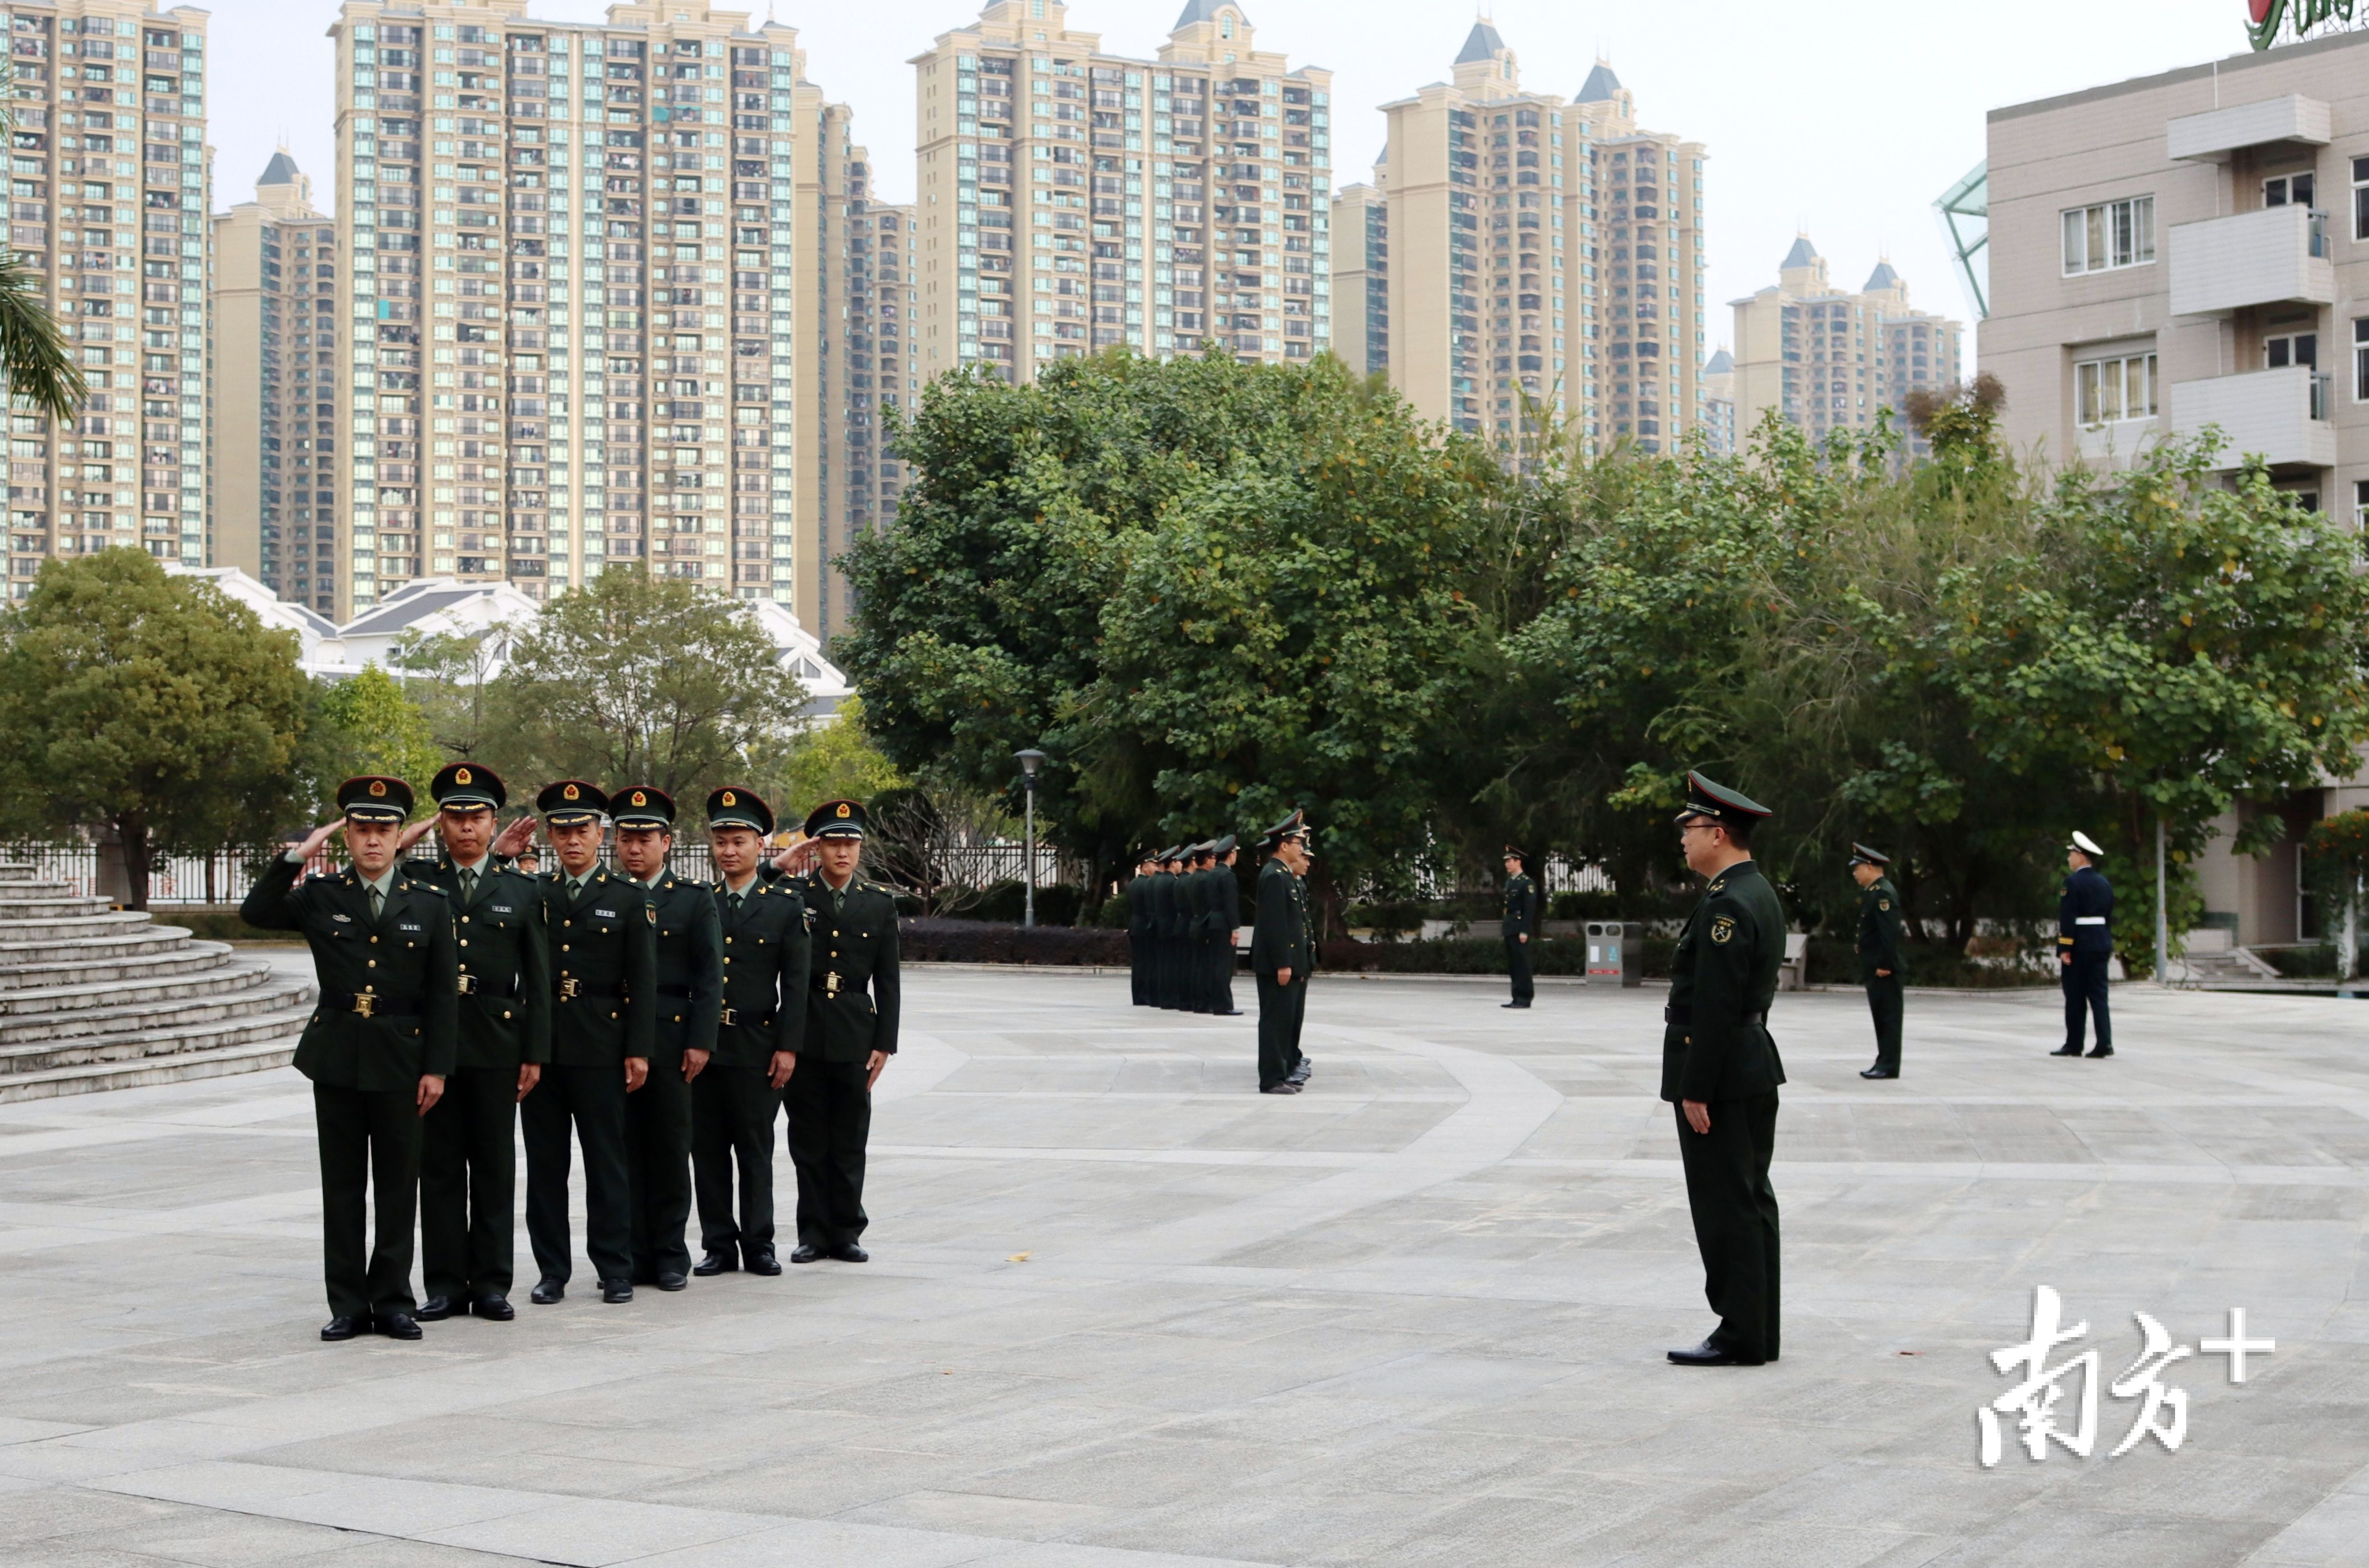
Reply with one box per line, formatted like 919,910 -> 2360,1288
417,1074 -> 445,1116
768,1050 -> 797,1090
772,836 -> 820,876
290,820 -> 343,862
492,815 -> 539,860
396,817 -> 437,854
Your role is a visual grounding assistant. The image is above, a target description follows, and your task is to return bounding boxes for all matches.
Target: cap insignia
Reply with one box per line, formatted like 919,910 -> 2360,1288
836,802 -> 851,818
632,791 -> 647,807
563,784 -> 580,800
455,767 -> 472,784
721,790 -> 736,806
369,780 -> 387,797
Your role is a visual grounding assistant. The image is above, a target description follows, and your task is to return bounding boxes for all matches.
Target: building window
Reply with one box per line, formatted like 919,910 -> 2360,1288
2061,196 -> 2155,275
2266,331 -> 2317,370
2074,351 -> 2156,426
2353,157 -> 2369,240
2353,478 -> 2369,529
2264,172 -> 2316,208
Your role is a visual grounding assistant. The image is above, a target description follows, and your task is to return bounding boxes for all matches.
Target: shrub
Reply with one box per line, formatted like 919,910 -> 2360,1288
899,918 -> 1128,966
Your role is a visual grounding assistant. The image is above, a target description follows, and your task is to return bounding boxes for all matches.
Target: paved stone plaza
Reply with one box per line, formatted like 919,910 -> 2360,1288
0,965 -> 2364,1567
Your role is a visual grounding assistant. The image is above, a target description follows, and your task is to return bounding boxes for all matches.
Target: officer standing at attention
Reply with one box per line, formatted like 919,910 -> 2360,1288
1501,846 -> 1539,1010
1850,844 -> 1905,1080
692,787 -> 809,1278
243,776 -> 457,1342
2052,830 -> 2115,1059
1156,847 -> 1187,1010
1183,841 -> 1217,1014
1208,836 -> 1243,1016
1663,772 -> 1786,1368
610,785 -> 720,1292
395,763 -> 549,1322
787,800 -> 901,1263
1126,851 -> 1156,1006
522,781 -> 656,1306
1250,812 -> 1314,1094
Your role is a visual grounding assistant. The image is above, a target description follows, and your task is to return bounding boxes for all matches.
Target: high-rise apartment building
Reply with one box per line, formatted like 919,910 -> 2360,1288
328,0 -> 825,617
213,152 -> 336,608
1349,25 -> 1708,453
1729,236 -> 1963,450
1700,345 -> 1735,454
3,0 -> 211,597
912,0 -> 1333,384
1329,151 -> 1385,377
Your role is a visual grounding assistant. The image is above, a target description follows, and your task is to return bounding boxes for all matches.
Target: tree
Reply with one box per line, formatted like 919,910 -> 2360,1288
0,64 -> 85,426
316,664 -> 440,800
484,569 -> 806,806
759,695 -> 907,817
0,550 -> 313,908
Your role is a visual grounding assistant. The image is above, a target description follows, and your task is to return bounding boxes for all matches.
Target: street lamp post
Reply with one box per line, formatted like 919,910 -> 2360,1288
1015,749 -> 1047,928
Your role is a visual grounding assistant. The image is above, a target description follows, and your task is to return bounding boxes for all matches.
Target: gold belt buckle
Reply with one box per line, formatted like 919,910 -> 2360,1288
558,977 -> 580,1000
457,972 -> 478,996
719,1005 -> 737,1026
352,990 -> 378,1018
825,972 -> 841,997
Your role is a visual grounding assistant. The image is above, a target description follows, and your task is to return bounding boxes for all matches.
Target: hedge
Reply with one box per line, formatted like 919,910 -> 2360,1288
899,918 -> 1129,966
1316,935 -> 1676,977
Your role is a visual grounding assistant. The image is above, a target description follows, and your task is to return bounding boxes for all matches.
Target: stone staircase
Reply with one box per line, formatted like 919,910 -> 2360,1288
2166,944 -> 2287,987
0,862 -> 314,1103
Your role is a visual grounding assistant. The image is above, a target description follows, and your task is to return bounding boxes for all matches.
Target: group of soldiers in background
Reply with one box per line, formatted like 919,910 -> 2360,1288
1125,811 -> 1316,1094
1126,836 -> 1243,1016
243,765 -> 901,1344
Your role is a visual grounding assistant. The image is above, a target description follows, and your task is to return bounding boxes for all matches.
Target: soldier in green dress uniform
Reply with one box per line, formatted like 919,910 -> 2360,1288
1152,847 -> 1183,1010
786,799 -> 901,1263
1183,841 -> 1216,1014
1207,836 -> 1243,1016
242,776 -> 458,1342
609,784 -> 720,1292
692,786 -> 809,1278
394,762 -> 549,1322
521,780 -> 656,1307
1663,772 -> 1787,1367
1250,812 -> 1314,1094
1126,851 -> 1156,1006
1850,844 -> 1905,1080
1501,846 -> 1539,1010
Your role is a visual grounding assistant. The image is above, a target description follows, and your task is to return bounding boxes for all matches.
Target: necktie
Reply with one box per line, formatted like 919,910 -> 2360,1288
369,885 -> 384,923
730,891 -> 743,913
460,868 -> 477,905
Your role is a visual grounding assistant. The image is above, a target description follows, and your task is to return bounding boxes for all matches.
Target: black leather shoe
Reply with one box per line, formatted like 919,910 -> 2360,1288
693,1250 -> 737,1277
829,1243 -> 869,1263
531,1277 -> 566,1305
1215,1009 -> 1245,1016
1668,1338 -> 1761,1367
745,1248 -> 782,1277
2086,1047 -> 2114,1058
656,1271 -> 689,1291
1859,1067 -> 1897,1080
321,1315 -> 364,1342
1260,1082 -> 1301,1094
471,1296 -> 514,1322
415,1295 -> 456,1322
375,1311 -> 424,1341
790,1242 -> 826,1264
2049,1045 -> 2083,1057
600,1279 -> 634,1305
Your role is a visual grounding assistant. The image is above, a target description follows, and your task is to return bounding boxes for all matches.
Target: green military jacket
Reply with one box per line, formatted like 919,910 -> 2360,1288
1249,855 -> 1310,977
538,866 -> 658,1068
795,872 -> 901,1063
640,870 -> 723,1068
399,853 -> 550,1070
712,874 -> 810,1068
1211,863 -> 1241,942
1857,874 -> 1905,983
1661,858 -> 1789,1104
1151,870 -> 1179,944
1184,862 -> 1214,946
1501,872 -> 1538,940
242,855 -> 459,1092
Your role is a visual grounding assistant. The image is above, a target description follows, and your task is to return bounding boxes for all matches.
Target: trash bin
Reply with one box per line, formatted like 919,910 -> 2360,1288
1585,920 -> 1641,987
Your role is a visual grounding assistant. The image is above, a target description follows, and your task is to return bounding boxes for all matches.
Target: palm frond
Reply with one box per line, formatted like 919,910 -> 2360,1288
0,249 -> 87,427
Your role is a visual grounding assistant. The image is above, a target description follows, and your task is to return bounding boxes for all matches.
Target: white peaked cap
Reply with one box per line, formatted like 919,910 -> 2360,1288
2070,830 -> 2104,857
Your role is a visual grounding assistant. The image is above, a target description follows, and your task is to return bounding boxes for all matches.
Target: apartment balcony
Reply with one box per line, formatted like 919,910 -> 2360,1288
2169,364 -> 2336,469
2167,93 -> 2330,162
2168,204 -> 2332,316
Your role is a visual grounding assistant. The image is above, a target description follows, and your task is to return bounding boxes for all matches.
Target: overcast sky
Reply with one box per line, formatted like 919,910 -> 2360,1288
216,0 -> 2273,354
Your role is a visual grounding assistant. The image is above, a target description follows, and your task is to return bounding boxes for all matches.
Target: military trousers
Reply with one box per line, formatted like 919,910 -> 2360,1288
1255,973 -> 1306,1089
625,1056 -> 696,1282
1864,973 -> 1904,1074
420,1064 -> 519,1305
1156,936 -> 1180,1009
1675,1090 -> 1781,1363
1129,932 -> 1150,1006
1505,935 -> 1534,1005
1188,936 -> 1215,1012
520,1062 -> 633,1288
786,1055 -> 872,1248
692,1062 -> 781,1262
312,1082 -> 422,1323
2062,952 -> 2112,1052
1210,936 -> 1237,1014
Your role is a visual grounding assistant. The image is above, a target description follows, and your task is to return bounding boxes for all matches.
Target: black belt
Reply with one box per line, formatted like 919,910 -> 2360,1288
457,971 -> 521,998
659,983 -> 707,1001
323,990 -> 423,1018
555,978 -> 626,1000
717,1007 -> 774,1029
1664,1006 -> 1769,1027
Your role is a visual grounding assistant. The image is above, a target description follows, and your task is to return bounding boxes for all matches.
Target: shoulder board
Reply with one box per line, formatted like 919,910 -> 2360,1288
412,883 -> 447,897
303,871 -> 335,884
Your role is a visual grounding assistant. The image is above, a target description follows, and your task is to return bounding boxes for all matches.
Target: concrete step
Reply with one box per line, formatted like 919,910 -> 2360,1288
0,949 -> 274,1020
0,894 -> 119,920
0,1034 -> 301,1104
0,911 -> 164,944
0,994 -> 315,1076
0,928 -> 197,967
0,969 -> 300,1045
0,941 -> 239,992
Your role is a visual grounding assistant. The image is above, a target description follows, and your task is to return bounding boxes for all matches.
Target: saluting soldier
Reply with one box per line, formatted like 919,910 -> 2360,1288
692,787 -> 809,1277
1663,772 -> 1787,1368
1850,844 -> 1905,1080
1126,851 -> 1156,1006
786,800 -> 901,1263
1183,841 -> 1216,1014
1208,836 -> 1243,1016
395,763 -> 549,1322
522,780 -> 656,1306
609,785 -> 720,1292
2052,830 -> 2115,1059
1250,812 -> 1314,1094
1501,846 -> 1539,1010
243,776 -> 457,1342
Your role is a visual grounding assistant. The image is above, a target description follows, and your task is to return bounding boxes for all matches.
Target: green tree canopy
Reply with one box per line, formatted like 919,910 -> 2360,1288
316,664 -> 440,800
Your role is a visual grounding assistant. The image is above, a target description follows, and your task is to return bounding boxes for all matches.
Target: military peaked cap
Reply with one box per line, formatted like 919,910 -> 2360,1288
1673,771 -> 1772,827
2070,830 -> 2104,857
1505,843 -> 1530,861
707,786 -> 774,836
1848,842 -> 1890,867
1259,809 -> 1308,847
537,779 -> 609,826
430,761 -> 504,812
337,775 -> 414,824
804,798 -> 868,839
1209,834 -> 1237,856
611,784 -> 675,830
